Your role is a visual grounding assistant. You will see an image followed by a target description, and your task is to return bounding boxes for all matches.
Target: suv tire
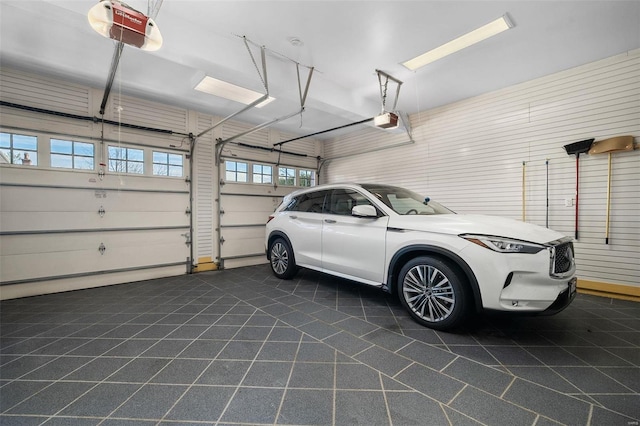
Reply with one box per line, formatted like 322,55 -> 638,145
398,256 -> 468,330
269,237 -> 298,279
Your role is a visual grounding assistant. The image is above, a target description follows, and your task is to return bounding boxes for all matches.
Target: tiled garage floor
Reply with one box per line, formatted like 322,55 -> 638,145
1,265 -> 638,425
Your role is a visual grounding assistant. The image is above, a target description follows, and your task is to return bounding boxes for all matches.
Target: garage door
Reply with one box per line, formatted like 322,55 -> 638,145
218,182 -> 284,269
0,132 -> 190,299
216,123 -> 320,269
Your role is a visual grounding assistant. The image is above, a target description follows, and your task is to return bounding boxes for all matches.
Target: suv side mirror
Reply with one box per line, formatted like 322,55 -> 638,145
352,205 -> 377,218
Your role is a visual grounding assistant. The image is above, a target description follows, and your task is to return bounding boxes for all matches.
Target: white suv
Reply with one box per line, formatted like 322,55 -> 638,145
265,183 -> 576,330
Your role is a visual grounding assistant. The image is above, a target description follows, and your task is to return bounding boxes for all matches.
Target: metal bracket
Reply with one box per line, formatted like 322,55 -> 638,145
220,209 -> 225,215
181,232 -> 191,246
98,243 -> 106,255
219,179 -> 226,186
98,206 -> 106,217
376,69 -> 403,114
185,176 -> 191,184
185,207 -> 191,215
220,236 -> 225,245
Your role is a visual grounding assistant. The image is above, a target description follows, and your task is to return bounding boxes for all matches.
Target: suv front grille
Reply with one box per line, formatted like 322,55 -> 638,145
550,241 -> 575,278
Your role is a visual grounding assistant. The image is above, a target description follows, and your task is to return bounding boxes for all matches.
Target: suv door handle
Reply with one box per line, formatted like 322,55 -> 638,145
324,219 -> 336,223
290,215 -> 298,219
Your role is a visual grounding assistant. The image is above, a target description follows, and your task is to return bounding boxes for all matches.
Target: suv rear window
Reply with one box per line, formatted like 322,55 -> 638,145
284,190 -> 328,213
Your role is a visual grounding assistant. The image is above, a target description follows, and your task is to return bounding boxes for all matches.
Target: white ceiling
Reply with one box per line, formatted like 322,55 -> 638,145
1,1 -> 639,139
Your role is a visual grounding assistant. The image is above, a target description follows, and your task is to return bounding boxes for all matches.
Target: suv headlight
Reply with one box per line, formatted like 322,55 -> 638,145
460,234 -> 545,254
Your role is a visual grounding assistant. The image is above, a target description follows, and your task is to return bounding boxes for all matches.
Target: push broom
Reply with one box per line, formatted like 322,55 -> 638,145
563,138 -> 595,239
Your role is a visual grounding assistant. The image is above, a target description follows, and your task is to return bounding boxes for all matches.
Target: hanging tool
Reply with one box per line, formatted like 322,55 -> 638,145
563,138 -> 595,240
545,159 -> 549,228
521,161 -> 526,222
587,135 -> 635,244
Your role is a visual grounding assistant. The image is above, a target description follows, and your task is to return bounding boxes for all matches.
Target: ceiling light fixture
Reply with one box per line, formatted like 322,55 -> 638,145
402,14 -> 513,71
195,76 -> 275,108
88,0 -> 162,51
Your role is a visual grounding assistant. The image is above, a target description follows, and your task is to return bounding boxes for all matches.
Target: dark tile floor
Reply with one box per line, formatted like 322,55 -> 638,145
1,265 -> 638,425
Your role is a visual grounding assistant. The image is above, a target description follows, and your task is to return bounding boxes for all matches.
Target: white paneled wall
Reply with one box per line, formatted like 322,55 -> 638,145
194,114 -> 216,270
323,50 -> 640,289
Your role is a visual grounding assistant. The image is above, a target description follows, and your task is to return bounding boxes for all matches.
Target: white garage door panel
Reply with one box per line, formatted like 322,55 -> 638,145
220,227 -> 266,258
220,194 -> 276,226
0,167 -> 187,192
1,211 -> 188,232
0,230 -> 188,282
97,191 -> 189,213
1,184 -> 189,232
1,186 -> 188,213
223,212 -> 270,226
223,182 -> 290,197
221,194 -> 280,212
0,230 -> 188,255
222,211 -> 270,226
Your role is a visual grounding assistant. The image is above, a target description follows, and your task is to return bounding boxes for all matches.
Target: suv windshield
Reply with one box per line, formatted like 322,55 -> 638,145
360,184 -> 454,215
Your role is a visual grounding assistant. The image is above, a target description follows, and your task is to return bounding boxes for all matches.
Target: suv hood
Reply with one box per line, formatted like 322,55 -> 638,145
389,214 -> 567,245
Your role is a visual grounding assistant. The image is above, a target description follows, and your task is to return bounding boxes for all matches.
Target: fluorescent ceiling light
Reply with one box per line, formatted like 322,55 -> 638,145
402,14 -> 514,71
195,76 -> 275,108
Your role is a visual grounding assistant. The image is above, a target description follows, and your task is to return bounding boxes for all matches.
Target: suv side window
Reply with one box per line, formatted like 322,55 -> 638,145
328,189 -> 374,216
283,191 -> 329,213
291,190 -> 328,213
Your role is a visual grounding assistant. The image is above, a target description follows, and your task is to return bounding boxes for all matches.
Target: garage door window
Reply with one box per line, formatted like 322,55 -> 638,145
108,146 -> 144,174
299,169 -> 315,187
153,151 -> 183,177
51,139 -> 94,170
226,160 -> 248,182
278,167 -> 296,186
253,164 -> 272,184
1,132 -> 38,166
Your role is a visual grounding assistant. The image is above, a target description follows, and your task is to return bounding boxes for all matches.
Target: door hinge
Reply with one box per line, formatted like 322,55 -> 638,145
181,232 -> 191,246
98,206 -> 106,217
185,207 -> 191,215
98,243 -> 106,255
220,236 -> 225,245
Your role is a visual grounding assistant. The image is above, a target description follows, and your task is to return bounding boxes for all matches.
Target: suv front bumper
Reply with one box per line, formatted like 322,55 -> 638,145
538,277 -> 577,315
